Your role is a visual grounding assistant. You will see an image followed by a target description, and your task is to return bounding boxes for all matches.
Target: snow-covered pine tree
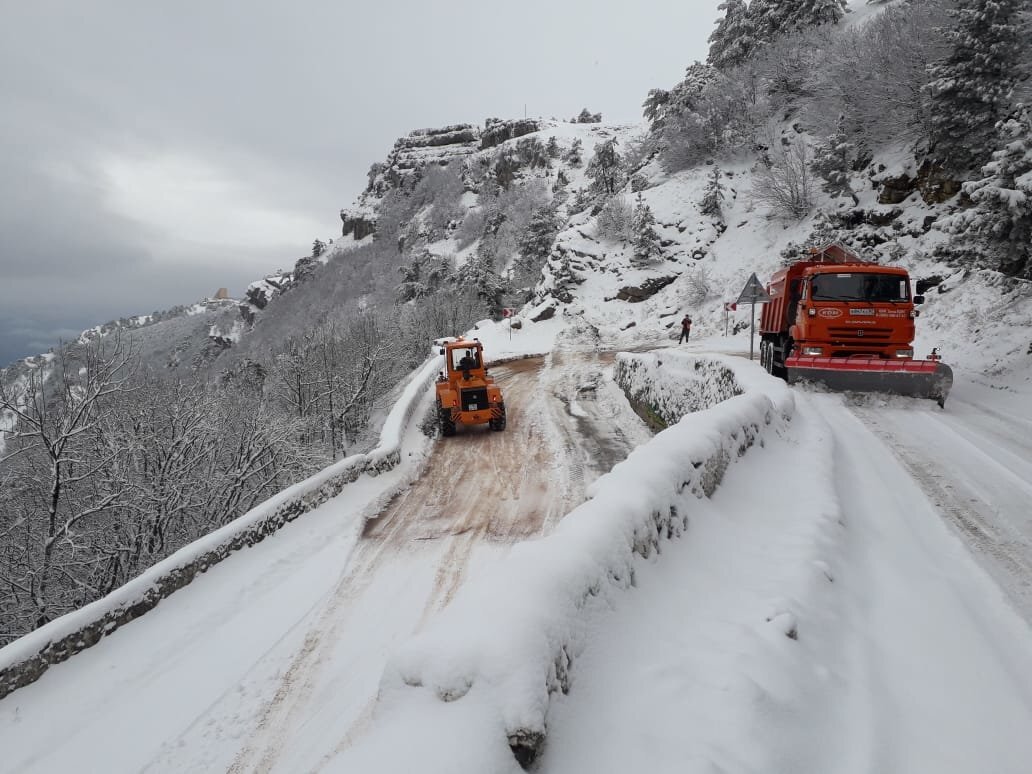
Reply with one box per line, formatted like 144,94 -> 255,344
631,194 -> 663,266
747,0 -> 791,48
586,139 -> 624,197
936,107 -> 1032,278
312,239 -> 326,258
517,204 -> 560,267
811,115 -> 857,201
396,250 -> 453,302
562,138 -> 583,167
784,0 -> 848,31
456,249 -> 506,313
923,0 -> 1022,175
546,136 -> 561,159
700,166 -> 727,218
707,0 -> 756,70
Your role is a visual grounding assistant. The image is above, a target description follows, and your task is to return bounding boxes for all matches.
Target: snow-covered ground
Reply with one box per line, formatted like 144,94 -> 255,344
543,388 -> 1032,774
5,40 -> 1032,769
4,322 -> 1031,772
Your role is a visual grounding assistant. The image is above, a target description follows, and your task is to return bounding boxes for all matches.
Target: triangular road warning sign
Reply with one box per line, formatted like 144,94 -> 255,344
736,272 -> 771,304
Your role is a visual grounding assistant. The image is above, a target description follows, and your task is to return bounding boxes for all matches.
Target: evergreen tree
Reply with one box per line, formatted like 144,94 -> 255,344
747,0 -> 791,48
517,204 -> 560,265
396,250 -> 453,302
546,136 -> 561,159
457,250 -> 506,312
562,138 -> 583,167
699,166 -> 727,218
586,139 -> 624,197
937,107 -> 1032,278
783,0 -> 848,31
924,0 -> 1022,175
493,151 -> 520,190
631,194 -> 663,266
311,239 -> 326,258
811,116 -> 857,201
642,88 -> 670,130
707,0 -> 756,70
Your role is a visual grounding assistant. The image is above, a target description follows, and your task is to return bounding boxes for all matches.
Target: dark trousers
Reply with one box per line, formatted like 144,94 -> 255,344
679,328 -> 690,343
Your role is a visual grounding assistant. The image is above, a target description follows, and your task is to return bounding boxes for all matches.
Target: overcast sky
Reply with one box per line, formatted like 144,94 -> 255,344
0,0 -> 723,366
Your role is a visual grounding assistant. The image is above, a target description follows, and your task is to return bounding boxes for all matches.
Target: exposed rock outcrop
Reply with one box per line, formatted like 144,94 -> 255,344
915,159 -> 962,204
481,118 -> 541,150
341,208 -> 377,240
614,275 -> 678,302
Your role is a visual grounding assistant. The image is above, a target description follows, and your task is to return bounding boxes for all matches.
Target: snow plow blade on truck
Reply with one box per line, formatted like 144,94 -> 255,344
759,243 -> 954,407
785,355 -> 953,408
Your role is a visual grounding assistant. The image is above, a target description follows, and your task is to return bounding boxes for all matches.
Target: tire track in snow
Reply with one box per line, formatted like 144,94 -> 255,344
228,355 -> 644,772
852,402 -> 1032,622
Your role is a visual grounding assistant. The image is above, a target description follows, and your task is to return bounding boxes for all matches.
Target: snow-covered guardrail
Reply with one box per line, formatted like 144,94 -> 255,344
336,353 -> 795,771
0,355 -> 444,702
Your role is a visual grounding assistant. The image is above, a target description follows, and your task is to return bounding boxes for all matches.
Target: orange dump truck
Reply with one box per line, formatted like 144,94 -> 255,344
435,337 -> 506,435
758,244 -> 953,407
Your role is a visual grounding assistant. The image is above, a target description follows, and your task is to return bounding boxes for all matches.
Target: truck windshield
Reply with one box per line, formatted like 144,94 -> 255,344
810,273 -> 909,302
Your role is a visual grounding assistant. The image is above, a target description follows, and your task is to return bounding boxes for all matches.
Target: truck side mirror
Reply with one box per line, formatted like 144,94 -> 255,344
913,295 -> 925,305
439,348 -> 446,355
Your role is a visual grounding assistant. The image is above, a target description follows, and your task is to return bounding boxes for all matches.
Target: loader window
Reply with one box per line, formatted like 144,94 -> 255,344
811,273 -> 909,302
452,349 -> 481,371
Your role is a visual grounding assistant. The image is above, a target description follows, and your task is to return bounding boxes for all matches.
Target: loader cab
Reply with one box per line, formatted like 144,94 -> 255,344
439,339 -> 486,381
452,347 -> 482,373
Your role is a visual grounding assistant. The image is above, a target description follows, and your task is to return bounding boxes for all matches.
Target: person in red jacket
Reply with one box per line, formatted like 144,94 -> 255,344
679,314 -> 692,344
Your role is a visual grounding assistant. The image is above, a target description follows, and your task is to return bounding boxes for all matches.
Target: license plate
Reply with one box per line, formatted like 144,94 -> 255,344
850,308 -> 875,315
470,404 -> 478,410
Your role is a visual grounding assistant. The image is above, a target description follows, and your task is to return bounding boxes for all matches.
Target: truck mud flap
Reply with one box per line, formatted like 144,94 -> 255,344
786,356 -> 954,408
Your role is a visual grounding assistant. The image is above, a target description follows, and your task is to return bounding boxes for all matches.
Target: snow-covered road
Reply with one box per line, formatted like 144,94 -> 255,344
0,349 -> 652,774
542,389 -> 1032,773
851,381 -> 1032,623
3,345 -> 1032,774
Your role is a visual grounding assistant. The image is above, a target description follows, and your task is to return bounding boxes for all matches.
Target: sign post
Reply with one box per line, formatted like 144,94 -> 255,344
723,301 -> 737,336
502,307 -> 515,340
735,273 -> 772,361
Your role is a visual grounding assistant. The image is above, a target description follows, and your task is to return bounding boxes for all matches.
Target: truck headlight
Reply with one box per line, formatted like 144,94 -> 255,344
801,346 -> 823,356
895,348 -> 914,358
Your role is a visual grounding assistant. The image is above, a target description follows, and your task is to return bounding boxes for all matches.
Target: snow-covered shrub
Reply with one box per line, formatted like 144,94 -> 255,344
685,267 -> 712,305
596,195 -> 633,242
751,129 -> 814,219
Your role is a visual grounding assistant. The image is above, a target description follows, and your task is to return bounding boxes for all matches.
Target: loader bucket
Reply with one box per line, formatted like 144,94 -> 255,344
786,355 -> 954,408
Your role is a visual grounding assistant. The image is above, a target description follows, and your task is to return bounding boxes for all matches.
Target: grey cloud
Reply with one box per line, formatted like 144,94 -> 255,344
1,0 -> 723,364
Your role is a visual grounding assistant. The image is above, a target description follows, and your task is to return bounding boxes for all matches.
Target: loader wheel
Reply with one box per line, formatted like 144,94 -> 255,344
438,404 -> 456,437
489,403 -> 506,432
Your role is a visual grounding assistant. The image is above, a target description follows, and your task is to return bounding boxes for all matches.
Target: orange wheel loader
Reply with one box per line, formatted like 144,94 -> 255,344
434,337 -> 506,436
